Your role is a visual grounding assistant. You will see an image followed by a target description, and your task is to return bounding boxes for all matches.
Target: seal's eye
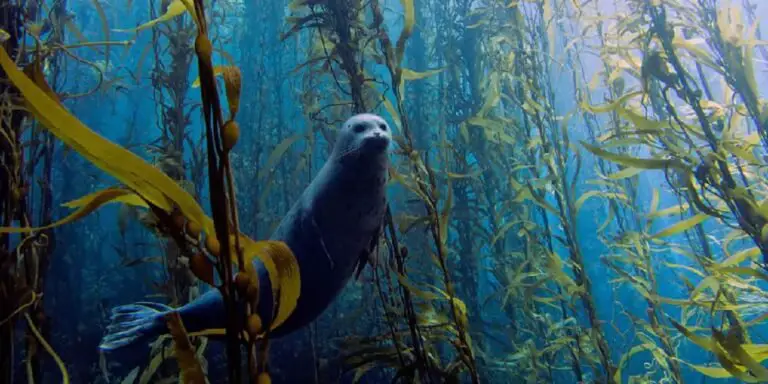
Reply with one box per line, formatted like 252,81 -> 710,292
353,124 -> 366,133
378,123 -> 387,131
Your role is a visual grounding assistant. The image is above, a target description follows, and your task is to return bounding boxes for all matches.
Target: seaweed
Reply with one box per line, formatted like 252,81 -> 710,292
4,0 -> 768,383
0,1 -> 300,382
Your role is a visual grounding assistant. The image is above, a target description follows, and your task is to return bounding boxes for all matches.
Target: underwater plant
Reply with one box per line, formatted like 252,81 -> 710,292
0,1 -> 300,383
3,0 -> 768,383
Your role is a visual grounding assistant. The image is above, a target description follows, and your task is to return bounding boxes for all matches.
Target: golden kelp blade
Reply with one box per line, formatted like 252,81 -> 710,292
651,213 -> 709,239
164,312 -> 206,384
191,65 -> 227,88
0,41 -> 301,329
239,239 -> 300,331
25,313 -> 70,384
63,187 -> 150,210
0,187 -> 137,234
670,318 -> 768,382
580,142 -> 677,170
401,67 -> 445,80
395,0 -> 414,62
113,0 -> 192,33
258,133 -> 303,180
0,45 -> 210,236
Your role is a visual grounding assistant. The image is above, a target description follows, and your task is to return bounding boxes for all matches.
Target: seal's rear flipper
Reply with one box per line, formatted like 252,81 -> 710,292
99,302 -> 171,352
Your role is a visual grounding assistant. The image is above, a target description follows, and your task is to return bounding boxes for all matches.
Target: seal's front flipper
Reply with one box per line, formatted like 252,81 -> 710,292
99,302 -> 170,352
355,226 -> 382,281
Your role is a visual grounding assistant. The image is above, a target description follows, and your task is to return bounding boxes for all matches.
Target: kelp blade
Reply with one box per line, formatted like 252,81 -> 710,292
0,187 -> 138,233
0,45 -> 301,324
113,0 -> 192,33
0,45 -> 210,235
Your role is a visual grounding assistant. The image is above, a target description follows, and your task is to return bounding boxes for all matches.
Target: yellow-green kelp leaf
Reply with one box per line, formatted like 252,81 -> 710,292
396,273 -> 441,300
467,117 -> 516,145
581,91 -> 642,114
63,187 -> 149,209
646,203 -> 689,219
113,0 -> 193,33
240,240 -> 300,332
401,67 -> 445,80
164,312 -> 206,384
0,187 -> 139,234
191,65 -> 228,88
649,188 -> 660,213
718,247 -> 761,269
651,213 -> 709,239
0,45 -> 210,235
119,367 -> 140,384
139,348 -> 166,384
672,37 -> 723,74
0,45 -> 302,329
575,190 -> 628,213
395,0 -> 415,62
606,166 -> 643,180
669,318 -> 768,382
613,343 -> 649,383
543,0 -> 554,57
258,133 -> 303,180
581,141 -> 678,170
25,313 -> 70,384
684,363 -> 742,380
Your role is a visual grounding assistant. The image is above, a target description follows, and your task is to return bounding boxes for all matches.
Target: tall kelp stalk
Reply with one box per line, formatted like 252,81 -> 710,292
187,2 -> 261,382
25,1 -> 64,381
464,0 -> 620,382
561,2 -> 685,382
563,2 -> 692,382
442,0 -> 564,380
238,0 -> 303,246
417,0 -> 528,380
0,3 -> 25,383
0,1 -> 68,382
148,0 -> 197,307
573,0 -> 768,381
0,1 -> 301,383
233,0 -> 266,240
429,0 -> 489,370
285,0 -> 479,382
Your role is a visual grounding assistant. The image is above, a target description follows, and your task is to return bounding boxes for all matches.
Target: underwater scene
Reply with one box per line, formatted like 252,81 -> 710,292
1,0 -> 768,383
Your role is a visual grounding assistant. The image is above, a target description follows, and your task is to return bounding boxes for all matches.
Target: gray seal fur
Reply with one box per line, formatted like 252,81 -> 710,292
99,113 -> 391,351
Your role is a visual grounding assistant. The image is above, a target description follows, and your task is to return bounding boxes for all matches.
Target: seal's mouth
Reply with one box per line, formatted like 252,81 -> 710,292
362,135 -> 390,152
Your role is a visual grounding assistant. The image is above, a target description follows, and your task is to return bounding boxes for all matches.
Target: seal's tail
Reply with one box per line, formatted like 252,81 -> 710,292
99,301 -> 171,352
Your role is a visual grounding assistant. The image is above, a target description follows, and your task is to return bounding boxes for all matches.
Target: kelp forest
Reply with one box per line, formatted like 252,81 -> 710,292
0,0 -> 767,383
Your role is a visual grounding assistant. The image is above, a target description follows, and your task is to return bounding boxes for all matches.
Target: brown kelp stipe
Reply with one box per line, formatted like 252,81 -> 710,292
0,1 -> 300,383
285,0 -> 480,382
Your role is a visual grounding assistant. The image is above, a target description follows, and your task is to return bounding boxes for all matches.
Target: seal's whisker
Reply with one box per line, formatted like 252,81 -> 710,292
338,147 -> 360,160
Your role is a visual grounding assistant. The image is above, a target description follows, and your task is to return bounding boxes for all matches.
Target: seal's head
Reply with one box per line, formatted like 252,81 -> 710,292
332,113 -> 392,161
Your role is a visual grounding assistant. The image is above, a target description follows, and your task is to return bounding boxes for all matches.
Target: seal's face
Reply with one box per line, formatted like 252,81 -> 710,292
334,113 -> 392,160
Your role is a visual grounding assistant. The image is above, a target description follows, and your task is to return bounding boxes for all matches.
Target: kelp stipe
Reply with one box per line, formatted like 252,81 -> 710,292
0,1 -> 300,383
4,0 -> 768,382
285,0 -> 479,382
0,3 -> 74,383
577,0 -> 768,382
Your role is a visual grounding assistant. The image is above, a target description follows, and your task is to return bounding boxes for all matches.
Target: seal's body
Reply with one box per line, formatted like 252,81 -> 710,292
100,114 -> 391,351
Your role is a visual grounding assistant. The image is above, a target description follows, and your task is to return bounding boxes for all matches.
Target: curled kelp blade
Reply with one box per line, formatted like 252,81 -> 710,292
113,0 -> 195,34
0,44 -> 300,325
0,45 -> 209,236
0,187 -> 142,234
164,312 -> 206,384
238,239 -> 300,332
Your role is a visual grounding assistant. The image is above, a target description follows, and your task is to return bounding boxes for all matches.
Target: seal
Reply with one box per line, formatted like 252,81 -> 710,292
99,113 -> 391,351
